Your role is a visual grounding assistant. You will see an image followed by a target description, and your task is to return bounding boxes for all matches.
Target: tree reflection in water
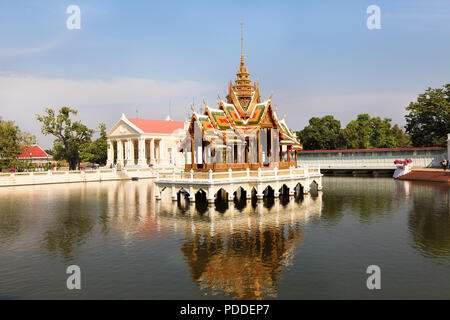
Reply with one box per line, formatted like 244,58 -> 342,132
405,181 -> 450,261
1,178 -> 448,299
321,177 -> 397,225
41,194 -> 95,262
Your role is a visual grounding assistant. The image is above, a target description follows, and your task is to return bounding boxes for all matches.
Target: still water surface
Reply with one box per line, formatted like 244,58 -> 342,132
0,177 -> 449,299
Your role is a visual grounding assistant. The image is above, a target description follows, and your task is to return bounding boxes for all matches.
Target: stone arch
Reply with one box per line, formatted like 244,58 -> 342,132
233,186 -> 247,201
215,187 -> 229,202
263,185 -> 275,198
194,188 -> 207,203
251,186 -> 257,199
178,187 -> 190,202
294,182 -> 304,196
308,180 -> 320,195
233,186 -> 248,209
279,184 -> 290,196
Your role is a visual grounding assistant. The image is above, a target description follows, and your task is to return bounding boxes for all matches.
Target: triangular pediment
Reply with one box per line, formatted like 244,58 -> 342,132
107,120 -> 141,137
260,104 -> 277,128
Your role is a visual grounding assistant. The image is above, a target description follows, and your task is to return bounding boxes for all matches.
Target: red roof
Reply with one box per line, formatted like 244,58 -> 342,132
19,146 -> 51,159
127,118 -> 185,134
298,146 -> 445,153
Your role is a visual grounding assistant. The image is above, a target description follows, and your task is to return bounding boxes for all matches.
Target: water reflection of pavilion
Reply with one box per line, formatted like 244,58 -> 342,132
155,192 -> 322,299
103,181 -> 322,299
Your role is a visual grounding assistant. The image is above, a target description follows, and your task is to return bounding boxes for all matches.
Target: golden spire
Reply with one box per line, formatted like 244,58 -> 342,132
233,22 -> 253,109
241,22 -> 244,65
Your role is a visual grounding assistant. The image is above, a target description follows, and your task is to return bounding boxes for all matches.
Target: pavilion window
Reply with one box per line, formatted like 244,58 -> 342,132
270,129 -> 279,163
248,135 -> 258,163
193,122 -> 203,165
204,144 -> 214,164
185,137 -> 192,165
281,145 -> 288,162
236,144 -> 245,163
226,142 -> 235,164
259,129 -> 269,166
215,149 -> 226,164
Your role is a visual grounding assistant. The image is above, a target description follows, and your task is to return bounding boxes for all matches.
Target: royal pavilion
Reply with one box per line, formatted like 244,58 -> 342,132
154,29 -> 322,204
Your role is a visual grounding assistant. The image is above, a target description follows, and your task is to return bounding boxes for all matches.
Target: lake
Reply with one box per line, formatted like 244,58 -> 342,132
0,177 -> 449,299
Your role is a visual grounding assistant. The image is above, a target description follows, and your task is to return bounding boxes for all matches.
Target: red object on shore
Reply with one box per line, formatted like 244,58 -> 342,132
394,158 -> 413,165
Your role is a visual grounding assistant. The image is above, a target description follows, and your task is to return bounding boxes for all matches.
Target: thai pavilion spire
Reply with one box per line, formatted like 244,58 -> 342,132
232,23 -> 254,109
240,22 -> 245,66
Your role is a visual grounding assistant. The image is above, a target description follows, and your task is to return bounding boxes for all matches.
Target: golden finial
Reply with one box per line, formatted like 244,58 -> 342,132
217,91 -> 222,104
269,92 -> 273,100
240,22 -> 244,65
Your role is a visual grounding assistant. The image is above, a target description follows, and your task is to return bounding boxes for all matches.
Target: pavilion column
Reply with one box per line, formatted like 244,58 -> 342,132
287,146 -> 291,164
125,139 -> 129,164
150,139 -> 155,163
128,138 -> 134,166
257,130 -> 261,166
159,139 -> 164,163
117,139 -> 124,166
138,138 -> 146,166
191,137 -> 195,169
106,139 -> 114,166
123,140 -> 128,165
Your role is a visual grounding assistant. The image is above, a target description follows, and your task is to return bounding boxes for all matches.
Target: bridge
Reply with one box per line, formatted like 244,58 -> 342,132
154,167 -> 323,204
296,146 -> 447,175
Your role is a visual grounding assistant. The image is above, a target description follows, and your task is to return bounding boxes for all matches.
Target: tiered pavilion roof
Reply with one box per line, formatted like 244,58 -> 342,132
184,31 -> 301,171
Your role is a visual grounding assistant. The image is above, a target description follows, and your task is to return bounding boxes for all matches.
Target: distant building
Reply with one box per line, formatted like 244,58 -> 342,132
18,145 -> 53,164
297,146 -> 447,171
106,113 -> 187,168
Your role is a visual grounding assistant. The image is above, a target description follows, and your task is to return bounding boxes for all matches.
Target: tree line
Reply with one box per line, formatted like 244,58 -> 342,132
297,84 -> 449,150
0,107 -> 107,171
0,84 -> 448,171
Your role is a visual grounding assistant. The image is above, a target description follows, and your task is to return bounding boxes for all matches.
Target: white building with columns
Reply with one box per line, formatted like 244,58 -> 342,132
106,114 -> 187,169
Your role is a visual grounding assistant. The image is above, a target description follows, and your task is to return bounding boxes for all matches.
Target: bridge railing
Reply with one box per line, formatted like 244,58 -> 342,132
155,166 -> 321,182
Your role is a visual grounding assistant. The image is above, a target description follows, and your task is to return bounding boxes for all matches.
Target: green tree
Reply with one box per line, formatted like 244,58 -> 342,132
405,84 -> 450,147
0,117 -> 35,170
36,107 -> 93,170
297,115 -> 344,150
80,123 -> 108,165
342,114 -> 410,149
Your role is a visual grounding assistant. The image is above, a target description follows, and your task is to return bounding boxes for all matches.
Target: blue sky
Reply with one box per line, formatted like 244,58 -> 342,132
0,0 -> 449,147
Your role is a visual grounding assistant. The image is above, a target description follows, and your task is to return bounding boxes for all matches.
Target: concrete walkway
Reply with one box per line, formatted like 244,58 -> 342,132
397,168 -> 450,183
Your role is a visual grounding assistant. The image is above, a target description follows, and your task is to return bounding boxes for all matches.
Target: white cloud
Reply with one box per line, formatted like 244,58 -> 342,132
0,38 -> 65,55
0,73 -> 209,148
384,13 -> 450,21
276,92 -> 417,131
0,73 -> 417,148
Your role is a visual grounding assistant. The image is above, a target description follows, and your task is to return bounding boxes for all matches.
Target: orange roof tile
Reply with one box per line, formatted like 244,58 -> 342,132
19,146 -> 51,159
127,118 -> 185,134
